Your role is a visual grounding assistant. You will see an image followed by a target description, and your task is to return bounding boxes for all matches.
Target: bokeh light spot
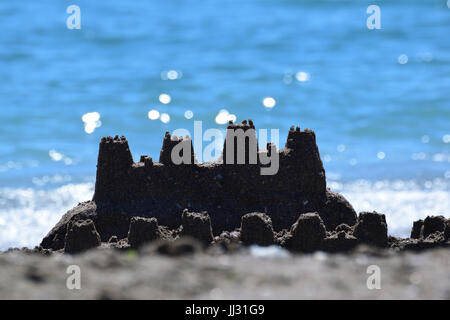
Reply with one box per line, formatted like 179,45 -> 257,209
148,109 -> 160,120
263,97 -> 276,109
159,93 -> 171,104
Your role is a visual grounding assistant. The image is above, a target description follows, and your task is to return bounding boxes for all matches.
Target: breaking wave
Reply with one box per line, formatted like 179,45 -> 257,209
0,183 -> 94,250
332,179 -> 450,238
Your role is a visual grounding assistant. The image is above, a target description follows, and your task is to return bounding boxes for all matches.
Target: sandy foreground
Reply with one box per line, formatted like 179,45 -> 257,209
0,245 -> 449,300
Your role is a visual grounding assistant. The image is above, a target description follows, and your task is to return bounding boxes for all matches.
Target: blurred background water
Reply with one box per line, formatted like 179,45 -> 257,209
0,0 -> 449,249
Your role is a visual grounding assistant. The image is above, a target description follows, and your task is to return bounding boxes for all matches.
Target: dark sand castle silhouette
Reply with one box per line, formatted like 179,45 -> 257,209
41,120 -> 357,249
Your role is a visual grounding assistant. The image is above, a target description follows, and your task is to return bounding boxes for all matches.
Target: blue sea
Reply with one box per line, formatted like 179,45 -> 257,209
0,0 -> 449,249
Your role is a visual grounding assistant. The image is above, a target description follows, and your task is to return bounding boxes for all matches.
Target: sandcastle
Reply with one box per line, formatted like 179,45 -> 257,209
41,120 -> 357,249
40,119 -> 449,253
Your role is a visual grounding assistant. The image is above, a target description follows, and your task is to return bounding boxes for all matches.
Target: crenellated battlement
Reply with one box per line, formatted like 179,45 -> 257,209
94,120 -> 320,173
95,121 -> 319,171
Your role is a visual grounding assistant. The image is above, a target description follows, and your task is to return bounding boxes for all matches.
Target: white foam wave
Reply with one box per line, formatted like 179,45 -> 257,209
0,183 -> 94,250
0,179 -> 448,250
331,179 -> 450,238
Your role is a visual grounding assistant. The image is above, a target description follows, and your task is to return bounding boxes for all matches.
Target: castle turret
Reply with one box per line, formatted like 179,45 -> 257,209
282,125 -> 326,193
144,156 -> 154,169
286,125 -> 317,150
286,126 -> 321,159
93,135 -> 133,201
159,132 -> 196,165
139,155 -> 154,169
222,119 -> 259,165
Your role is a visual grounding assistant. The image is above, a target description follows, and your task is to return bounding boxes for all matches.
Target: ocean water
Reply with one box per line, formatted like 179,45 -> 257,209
0,0 -> 449,249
